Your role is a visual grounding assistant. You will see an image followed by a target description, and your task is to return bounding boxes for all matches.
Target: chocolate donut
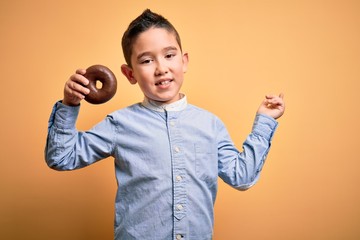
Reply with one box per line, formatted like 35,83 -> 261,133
84,65 -> 117,104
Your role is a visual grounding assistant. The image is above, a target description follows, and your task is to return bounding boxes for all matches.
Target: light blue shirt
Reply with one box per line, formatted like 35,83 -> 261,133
45,95 -> 278,240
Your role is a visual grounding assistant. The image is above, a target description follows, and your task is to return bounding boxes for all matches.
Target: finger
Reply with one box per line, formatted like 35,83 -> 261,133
265,94 -> 284,104
67,80 -> 90,95
66,88 -> 86,100
75,68 -> 86,75
266,97 -> 284,107
270,99 -> 284,107
266,93 -> 285,99
265,96 -> 278,104
266,94 -> 280,100
70,73 -> 89,86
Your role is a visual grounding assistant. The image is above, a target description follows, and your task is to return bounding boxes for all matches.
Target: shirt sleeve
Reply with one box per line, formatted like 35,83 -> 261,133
217,114 -> 278,190
45,101 -> 115,170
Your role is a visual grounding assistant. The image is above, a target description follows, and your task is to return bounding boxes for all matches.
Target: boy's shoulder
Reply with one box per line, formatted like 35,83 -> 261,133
108,102 -> 143,116
185,103 -> 223,123
187,103 -> 216,115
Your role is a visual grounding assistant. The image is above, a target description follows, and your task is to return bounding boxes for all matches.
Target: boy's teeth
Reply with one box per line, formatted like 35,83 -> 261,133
157,80 -> 170,85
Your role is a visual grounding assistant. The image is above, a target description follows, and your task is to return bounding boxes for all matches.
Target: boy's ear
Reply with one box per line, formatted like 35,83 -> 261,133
121,64 -> 137,84
182,52 -> 189,73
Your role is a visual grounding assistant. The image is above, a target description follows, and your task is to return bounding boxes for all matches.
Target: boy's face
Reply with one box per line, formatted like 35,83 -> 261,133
121,27 -> 188,104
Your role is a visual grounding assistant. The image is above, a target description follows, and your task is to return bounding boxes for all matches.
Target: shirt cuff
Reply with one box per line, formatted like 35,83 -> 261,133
251,114 -> 278,141
48,101 -> 80,130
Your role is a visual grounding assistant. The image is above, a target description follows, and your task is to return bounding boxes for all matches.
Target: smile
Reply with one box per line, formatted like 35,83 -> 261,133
155,79 -> 173,86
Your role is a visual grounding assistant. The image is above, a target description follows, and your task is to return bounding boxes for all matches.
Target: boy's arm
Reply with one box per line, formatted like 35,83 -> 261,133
218,93 -> 285,190
217,114 -> 278,190
45,101 -> 115,170
45,69 -> 113,170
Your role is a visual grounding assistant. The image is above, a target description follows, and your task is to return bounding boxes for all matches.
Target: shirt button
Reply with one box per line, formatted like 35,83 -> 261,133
174,147 -> 180,153
176,175 -> 182,182
170,121 -> 175,126
176,234 -> 182,240
176,204 -> 183,211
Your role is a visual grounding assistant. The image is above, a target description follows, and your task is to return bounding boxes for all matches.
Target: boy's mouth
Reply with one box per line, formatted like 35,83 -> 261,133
155,79 -> 173,86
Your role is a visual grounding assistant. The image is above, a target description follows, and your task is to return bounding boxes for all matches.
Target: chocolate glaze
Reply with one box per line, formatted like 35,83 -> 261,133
84,65 -> 117,104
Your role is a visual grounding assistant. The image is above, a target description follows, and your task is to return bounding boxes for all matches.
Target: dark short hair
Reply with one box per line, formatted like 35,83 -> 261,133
121,9 -> 182,67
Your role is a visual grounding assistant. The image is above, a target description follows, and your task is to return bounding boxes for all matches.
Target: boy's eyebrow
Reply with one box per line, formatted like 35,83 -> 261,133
136,51 -> 151,61
136,46 -> 179,60
163,46 -> 178,52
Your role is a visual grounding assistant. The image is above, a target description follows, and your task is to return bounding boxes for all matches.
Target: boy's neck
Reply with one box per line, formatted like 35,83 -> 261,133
142,94 -> 187,112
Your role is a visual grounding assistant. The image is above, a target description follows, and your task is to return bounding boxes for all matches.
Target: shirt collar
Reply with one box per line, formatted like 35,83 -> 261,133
142,94 -> 187,112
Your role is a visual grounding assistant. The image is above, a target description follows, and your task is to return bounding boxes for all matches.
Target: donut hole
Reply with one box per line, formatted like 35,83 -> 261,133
96,80 -> 103,90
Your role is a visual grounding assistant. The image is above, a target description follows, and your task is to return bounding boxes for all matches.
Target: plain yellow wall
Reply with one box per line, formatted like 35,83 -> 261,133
1,0 -> 360,239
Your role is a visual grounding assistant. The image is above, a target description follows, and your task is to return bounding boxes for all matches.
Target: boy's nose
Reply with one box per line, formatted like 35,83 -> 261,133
155,60 -> 168,76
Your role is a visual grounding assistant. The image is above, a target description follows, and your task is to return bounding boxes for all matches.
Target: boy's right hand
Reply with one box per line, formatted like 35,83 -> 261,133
62,69 -> 91,106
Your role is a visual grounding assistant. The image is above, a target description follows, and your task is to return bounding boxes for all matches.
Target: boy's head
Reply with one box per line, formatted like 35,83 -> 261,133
120,9 -> 189,104
122,9 -> 182,68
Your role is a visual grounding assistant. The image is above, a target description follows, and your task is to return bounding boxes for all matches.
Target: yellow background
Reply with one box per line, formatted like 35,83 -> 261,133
1,0 -> 360,239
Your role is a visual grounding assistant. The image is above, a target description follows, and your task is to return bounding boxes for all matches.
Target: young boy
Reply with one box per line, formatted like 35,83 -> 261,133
45,9 -> 285,240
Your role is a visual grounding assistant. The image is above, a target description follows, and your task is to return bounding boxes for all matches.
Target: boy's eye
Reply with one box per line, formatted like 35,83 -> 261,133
140,59 -> 153,64
165,53 -> 176,59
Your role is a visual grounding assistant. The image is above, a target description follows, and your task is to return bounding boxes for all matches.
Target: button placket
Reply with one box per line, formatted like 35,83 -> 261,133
174,146 -> 180,153
167,113 -> 187,238
176,175 -> 182,182
176,204 -> 183,211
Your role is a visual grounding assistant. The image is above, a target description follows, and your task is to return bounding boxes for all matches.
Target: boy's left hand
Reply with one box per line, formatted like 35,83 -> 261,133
257,93 -> 285,120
